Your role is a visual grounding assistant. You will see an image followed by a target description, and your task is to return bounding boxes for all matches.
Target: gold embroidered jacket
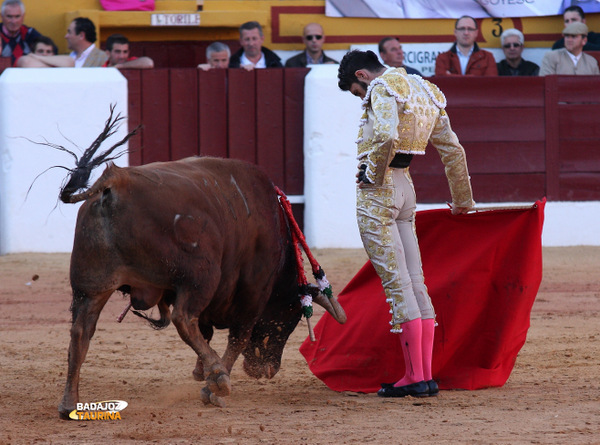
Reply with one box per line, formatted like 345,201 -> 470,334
356,68 -> 474,208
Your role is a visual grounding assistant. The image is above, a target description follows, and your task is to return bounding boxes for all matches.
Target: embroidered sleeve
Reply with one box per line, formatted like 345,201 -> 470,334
429,112 -> 475,208
362,85 -> 398,186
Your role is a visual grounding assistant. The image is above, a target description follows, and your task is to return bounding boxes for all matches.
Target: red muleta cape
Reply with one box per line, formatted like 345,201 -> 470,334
300,199 -> 545,392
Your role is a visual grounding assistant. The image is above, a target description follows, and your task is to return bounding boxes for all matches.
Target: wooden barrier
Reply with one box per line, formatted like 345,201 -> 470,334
1,64 -> 598,206
121,69 -> 600,204
416,75 -> 600,202
121,68 -> 308,198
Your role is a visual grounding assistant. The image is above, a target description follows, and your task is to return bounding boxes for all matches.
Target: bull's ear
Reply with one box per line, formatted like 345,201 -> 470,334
312,290 -> 347,324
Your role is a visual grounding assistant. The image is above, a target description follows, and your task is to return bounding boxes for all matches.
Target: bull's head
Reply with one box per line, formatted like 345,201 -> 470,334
242,284 -> 346,379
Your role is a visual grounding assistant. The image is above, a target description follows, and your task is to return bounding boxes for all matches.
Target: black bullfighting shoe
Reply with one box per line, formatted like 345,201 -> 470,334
380,379 -> 439,397
377,380 -> 429,398
426,379 -> 439,396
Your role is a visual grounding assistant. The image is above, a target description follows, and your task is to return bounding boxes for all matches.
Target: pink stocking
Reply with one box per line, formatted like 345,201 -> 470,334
394,318 -> 424,387
421,318 -> 435,381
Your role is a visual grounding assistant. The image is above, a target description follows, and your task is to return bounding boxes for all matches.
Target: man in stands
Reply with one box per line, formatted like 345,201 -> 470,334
540,22 -> 599,75
17,17 -> 105,68
197,41 -> 230,70
0,0 -> 41,65
553,5 -> 600,51
435,15 -> 497,76
31,35 -> 57,56
229,21 -> 282,70
378,37 -> 421,76
285,23 -> 338,67
103,34 -> 154,69
65,17 -> 107,67
497,28 -> 539,76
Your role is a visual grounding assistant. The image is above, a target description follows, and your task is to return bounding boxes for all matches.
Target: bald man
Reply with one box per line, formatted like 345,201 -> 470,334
285,23 -> 338,67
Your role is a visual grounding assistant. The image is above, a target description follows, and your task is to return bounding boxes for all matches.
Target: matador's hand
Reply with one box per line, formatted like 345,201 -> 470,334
451,205 -> 471,215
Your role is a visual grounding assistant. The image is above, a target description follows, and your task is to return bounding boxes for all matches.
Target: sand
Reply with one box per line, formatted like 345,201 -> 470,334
1,247 -> 599,444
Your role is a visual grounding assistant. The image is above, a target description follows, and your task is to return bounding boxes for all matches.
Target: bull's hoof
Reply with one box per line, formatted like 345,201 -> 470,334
200,387 -> 226,408
58,405 -> 74,421
209,394 -> 226,408
206,372 -> 231,397
200,387 -> 211,405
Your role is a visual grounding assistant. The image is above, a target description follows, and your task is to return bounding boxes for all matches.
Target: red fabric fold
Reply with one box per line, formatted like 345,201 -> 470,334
300,199 -> 545,392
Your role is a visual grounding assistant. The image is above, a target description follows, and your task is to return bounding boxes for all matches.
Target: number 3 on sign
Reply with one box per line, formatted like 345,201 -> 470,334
491,18 -> 503,38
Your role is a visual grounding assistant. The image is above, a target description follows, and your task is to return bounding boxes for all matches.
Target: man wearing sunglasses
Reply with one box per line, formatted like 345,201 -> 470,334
434,15 -> 497,76
497,28 -> 539,76
285,23 -> 338,67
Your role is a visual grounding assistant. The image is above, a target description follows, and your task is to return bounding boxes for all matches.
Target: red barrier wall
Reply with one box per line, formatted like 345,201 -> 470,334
1,61 -> 596,206
122,69 -> 600,204
122,68 -> 308,198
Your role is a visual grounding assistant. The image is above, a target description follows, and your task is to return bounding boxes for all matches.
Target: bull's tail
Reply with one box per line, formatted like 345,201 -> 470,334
130,299 -> 171,330
59,105 -> 140,204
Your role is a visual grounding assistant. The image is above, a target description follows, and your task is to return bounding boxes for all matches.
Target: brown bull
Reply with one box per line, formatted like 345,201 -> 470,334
56,116 -> 345,419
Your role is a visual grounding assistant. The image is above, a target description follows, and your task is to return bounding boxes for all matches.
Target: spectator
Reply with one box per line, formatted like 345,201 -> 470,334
552,5 -> 600,51
285,23 -> 338,67
540,22 -> 599,75
17,36 -> 74,68
434,15 -> 497,76
32,35 -> 57,55
0,0 -> 41,65
65,17 -> 108,67
229,21 -> 282,70
103,33 -> 153,69
378,37 -> 422,76
497,29 -> 539,76
197,41 -> 230,70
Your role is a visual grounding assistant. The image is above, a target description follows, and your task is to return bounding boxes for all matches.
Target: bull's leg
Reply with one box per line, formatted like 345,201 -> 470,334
192,323 -> 214,382
58,290 -> 113,419
221,325 -> 256,374
170,292 -> 230,406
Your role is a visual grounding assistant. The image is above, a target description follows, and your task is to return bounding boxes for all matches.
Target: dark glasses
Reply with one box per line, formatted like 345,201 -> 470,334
503,43 -> 522,48
305,35 -> 323,41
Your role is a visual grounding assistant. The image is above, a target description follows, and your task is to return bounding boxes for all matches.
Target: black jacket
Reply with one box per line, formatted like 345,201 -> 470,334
497,59 -> 540,76
229,46 -> 282,68
284,51 -> 338,67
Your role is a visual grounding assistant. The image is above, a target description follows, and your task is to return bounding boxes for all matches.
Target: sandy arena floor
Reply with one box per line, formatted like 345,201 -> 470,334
1,247 -> 599,444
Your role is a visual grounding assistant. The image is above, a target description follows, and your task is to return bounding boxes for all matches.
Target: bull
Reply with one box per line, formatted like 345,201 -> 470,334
55,110 -> 346,419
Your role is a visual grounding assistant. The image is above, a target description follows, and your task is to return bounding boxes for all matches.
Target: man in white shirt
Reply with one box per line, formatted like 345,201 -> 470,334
540,22 -> 600,75
65,17 -> 107,67
228,21 -> 282,70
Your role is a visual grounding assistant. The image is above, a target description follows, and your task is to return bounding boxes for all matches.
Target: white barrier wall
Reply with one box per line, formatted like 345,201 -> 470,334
303,65 -> 600,248
0,68 -> 128,254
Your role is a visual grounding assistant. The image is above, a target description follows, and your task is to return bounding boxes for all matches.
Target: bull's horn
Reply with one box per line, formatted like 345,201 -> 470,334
313,292 -> 347,324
